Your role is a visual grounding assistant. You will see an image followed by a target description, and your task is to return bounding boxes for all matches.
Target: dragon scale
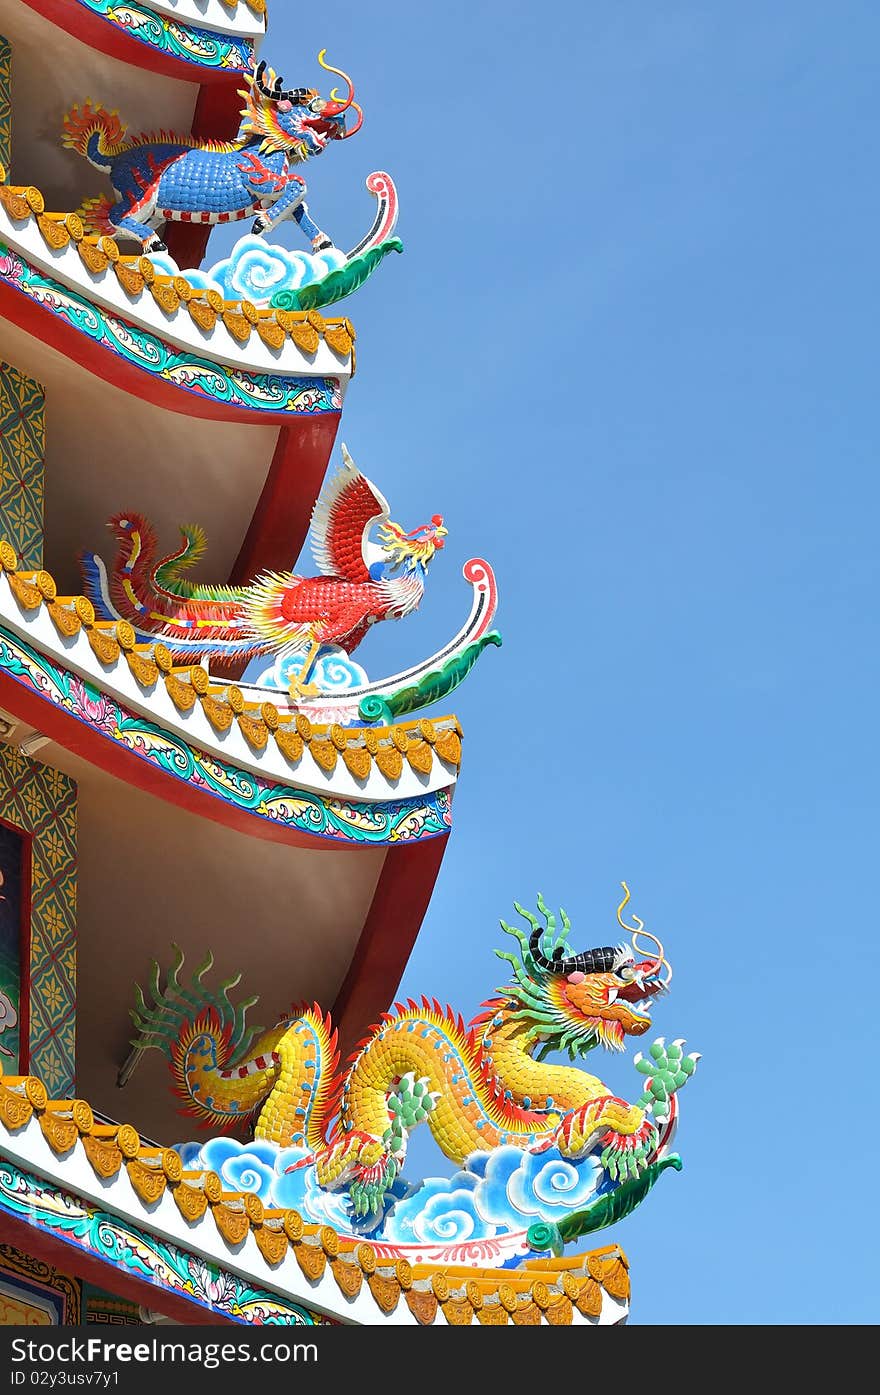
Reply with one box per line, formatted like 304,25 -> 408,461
177,997 -> 644,1167
136,893 -> 687,1214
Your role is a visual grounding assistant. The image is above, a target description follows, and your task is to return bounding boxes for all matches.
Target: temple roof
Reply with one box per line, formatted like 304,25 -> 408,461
0,1072 -> 631,1326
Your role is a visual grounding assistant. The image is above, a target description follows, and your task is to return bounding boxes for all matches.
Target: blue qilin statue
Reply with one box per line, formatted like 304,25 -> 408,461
62,51 -> 362,253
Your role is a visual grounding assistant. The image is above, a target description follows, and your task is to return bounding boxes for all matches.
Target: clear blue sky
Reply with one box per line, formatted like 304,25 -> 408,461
255,2 -> 879,1323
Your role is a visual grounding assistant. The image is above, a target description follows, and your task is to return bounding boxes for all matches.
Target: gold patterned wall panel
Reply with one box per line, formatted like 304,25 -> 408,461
0,363 -> 45,571
0,38 -> 9,178
0,746 -> 76,1095
0,1245 -> 81,1325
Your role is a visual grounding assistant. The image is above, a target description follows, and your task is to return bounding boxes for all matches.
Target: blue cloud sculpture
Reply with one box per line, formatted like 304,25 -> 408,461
174,1136 -> 607,1249
148,236 -> 347,309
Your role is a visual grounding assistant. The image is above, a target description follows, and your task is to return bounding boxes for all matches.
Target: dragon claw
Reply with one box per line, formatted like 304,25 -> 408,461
635,1035 -> 701,1116
600,1119 -> 658,1182
348,1148 -> 399,1218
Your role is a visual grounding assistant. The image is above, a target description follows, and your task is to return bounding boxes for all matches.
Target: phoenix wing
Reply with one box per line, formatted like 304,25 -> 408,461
310,444 -> 391,582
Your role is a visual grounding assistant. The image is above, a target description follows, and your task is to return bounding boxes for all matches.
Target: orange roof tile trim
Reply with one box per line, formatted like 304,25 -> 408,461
0,1072 -> 630,1325
0,176 -> 355,363
0,545 -> 463,778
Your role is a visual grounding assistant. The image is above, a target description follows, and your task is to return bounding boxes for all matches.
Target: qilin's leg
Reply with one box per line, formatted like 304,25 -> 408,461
292,196 -> 335,252
251,177 -> 335,252
108,200 -> 166,253
251,175 -> 310,239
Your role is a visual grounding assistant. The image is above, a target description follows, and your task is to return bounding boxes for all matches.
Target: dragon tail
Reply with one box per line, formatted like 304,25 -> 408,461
62,101 -> 129,166
130,945 -> 264,1131
132,950 -> 342,1147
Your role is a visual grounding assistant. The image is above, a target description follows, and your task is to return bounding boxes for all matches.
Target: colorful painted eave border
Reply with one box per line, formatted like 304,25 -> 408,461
21,0 -> 263,80
0,190 -> 354,422
0,1074 -> 630,1326
0,566 -> 459,850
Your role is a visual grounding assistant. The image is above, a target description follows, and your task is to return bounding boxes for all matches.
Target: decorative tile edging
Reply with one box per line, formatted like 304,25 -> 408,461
0,550 -> 463,784
0,181 -> 357,362
148,0 -> 266,23
65,0 -> 254,72
0,1155 -> 319,1325
0,241 -> 345,417
0,179 -> 359,390
0,619 -> 453,846
0,1074 -> 631,1326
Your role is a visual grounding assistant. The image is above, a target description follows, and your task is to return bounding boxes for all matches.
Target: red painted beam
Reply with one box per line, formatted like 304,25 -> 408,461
19,0 -> 253,84
230,420 -> 341,583
332,834 -> 449,1059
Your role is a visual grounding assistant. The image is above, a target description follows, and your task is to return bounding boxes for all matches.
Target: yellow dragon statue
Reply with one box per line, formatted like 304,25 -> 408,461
131,886 -> 698,1218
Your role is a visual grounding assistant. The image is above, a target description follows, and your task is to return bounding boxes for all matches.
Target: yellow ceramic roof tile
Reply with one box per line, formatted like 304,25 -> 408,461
0,549 -> 463,777
0,1071 -> 627,1326
0,175 -> 353,359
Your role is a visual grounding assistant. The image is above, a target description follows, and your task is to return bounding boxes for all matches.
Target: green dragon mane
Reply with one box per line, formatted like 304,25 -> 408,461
495,894 -> 605,1062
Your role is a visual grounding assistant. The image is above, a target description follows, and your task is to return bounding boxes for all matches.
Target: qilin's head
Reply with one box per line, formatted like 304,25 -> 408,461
378,516 -> 448,575
240,50 -> 363,160
496,885 -> 672,1057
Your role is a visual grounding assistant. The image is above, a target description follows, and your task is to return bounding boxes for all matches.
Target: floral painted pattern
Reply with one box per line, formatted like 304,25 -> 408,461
0,244 -> 343,418
70,0 -> 253,73
0,1159 -> 318,1324
0,625 -> 452,847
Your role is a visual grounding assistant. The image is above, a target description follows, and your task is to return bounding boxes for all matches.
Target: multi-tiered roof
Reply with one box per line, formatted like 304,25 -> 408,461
0,0 -> 697,1327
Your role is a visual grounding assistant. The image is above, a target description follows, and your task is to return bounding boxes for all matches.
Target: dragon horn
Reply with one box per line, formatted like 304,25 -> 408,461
524,897 -> 620,977
337,102 -> 364,139
528,925 -> 561,972
254,59 -> 310,106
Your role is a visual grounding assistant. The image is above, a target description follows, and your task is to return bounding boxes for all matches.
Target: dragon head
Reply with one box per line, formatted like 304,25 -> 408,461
496,885 -> 672,1058
241,51 -> 363,160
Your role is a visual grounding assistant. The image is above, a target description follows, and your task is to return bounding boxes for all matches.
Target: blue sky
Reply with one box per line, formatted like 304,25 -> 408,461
256,3 -> 880,1322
